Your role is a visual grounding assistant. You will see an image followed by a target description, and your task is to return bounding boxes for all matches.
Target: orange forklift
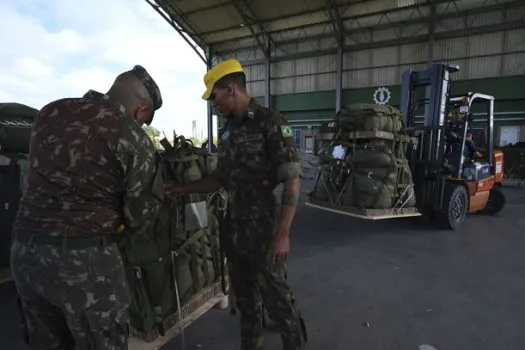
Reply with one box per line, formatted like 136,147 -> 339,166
401,63 -> 505,229
306,63 -> 506,230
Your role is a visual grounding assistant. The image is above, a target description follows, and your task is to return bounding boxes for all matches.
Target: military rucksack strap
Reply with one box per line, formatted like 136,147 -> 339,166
199,234 -> 210,285
176,155 -> 201,162
189,242 -> 199,293
219,249 -> 229,295
174,229 -> 207,256
208,226 -> 220,282
174,161 -> 185,183
168,251 -> 185,349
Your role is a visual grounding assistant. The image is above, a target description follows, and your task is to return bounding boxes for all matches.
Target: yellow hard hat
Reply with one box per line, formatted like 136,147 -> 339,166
201,59 -> 244,100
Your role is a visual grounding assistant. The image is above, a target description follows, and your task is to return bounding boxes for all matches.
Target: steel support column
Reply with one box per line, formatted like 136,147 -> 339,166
335,33 -> 343,112
427,0 -> 437,66
264,41 -> 271,108
206,47 -> 214,152
326,0 -> 345,112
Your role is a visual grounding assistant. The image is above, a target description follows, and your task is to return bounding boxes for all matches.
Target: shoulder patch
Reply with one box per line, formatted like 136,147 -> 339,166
280,125 -> 293,138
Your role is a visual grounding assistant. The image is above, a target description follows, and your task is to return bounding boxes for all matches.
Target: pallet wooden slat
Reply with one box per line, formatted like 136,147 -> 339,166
305,198 -> 421,220
129,280 -> 228,350
2,266 -> 226,349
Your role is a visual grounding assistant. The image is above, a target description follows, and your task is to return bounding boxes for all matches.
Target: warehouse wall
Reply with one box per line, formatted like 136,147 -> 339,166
218,0 -> 524,98
214,0 -> 525,153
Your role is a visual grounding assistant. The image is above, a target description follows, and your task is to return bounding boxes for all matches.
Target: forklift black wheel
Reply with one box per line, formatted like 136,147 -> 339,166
479,187 -> 506,215
437,183 -> 468,230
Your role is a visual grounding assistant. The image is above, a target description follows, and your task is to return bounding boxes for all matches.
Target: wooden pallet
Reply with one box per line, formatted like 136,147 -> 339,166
305,198 -> 421,220
1,265 -> 226,349
128,280 -> 228,350
0,266 -> 12,284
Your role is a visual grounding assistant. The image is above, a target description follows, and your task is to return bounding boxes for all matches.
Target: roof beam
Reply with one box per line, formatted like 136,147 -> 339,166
238,19 -> 525,66
145,0 -> 208,64
198,0 -> 373,37
214,0 -> 523,54
325,0 -> 345,45
183,1 -> 231,17
206,0 -> 443,45
231,0 -> 274,58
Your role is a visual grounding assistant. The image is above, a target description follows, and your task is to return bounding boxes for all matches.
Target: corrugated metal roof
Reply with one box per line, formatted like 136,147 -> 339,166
149,0 -> 520,57
150,0 -> 418,53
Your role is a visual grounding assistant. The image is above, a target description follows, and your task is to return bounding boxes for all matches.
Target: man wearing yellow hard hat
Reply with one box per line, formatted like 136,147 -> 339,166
168,58 -> 307,349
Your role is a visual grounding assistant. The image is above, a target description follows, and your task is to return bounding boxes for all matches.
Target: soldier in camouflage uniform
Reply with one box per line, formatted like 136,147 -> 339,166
167,59 -> 307,350
10,65 -> 164,350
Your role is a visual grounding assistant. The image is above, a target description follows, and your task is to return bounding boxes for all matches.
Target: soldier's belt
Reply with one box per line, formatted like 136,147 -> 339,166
14,231 -> 120,249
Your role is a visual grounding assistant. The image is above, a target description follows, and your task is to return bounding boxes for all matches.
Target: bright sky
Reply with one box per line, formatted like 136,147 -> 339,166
0,0 -> 217,140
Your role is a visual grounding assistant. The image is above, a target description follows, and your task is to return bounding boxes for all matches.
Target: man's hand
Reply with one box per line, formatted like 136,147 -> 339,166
165,183 -> 186,198
269,227 -> 290,264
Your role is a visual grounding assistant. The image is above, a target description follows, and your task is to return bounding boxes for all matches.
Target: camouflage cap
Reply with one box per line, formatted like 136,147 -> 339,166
130,65 -> 163,125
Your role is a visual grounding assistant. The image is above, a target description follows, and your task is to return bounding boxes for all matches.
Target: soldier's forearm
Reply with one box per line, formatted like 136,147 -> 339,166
277,177 -> 300,234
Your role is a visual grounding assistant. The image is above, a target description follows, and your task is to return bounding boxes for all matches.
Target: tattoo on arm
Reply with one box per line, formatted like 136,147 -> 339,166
281,191 -> 299,207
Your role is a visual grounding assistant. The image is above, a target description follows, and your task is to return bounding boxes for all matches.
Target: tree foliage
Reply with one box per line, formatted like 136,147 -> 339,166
143,125 -> 161,148
188,137 -> 202,147
142,126 -> 218,150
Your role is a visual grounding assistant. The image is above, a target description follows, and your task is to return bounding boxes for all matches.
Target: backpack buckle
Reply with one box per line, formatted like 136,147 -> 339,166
133,267 -> 142,279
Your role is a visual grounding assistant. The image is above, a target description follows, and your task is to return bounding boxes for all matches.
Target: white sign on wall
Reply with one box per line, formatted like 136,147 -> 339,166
305,136 -> 314,154
373,87 -> 391,105
499,126 -> 520,146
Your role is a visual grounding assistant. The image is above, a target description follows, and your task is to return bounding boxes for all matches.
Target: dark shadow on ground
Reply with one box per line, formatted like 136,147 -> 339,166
2,182 -> 525,350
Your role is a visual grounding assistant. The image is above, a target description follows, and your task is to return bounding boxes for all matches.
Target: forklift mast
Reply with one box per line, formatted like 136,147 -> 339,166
399,63 -> 459,213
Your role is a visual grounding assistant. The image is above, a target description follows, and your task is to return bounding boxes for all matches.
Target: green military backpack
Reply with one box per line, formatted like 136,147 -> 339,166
337,103 -> 405,134
119,136 -> 228,336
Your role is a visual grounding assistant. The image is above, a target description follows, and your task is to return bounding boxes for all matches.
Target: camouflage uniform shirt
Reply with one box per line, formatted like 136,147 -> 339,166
215,100 -> 302,222
14,90 -> 163,237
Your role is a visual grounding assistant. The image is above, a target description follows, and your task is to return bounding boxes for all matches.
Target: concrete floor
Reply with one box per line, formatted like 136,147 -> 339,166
2,181 -> 525,350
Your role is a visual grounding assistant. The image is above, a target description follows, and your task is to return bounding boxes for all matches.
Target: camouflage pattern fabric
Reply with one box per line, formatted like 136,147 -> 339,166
11,239 -> 130,349
11,91 -> 163,348
14,91 -> 163,237
216,100 -> 307,350
129,65 -> 163,126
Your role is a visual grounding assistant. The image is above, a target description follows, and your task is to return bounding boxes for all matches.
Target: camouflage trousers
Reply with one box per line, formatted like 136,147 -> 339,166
10,232 -> 130,350
227,252 -> 307,350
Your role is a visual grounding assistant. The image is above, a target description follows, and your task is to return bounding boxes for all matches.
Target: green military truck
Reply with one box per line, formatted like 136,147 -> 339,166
0,102 -> 37,283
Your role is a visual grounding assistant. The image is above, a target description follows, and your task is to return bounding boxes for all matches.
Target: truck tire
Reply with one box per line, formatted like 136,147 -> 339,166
479,187 -> 505,215
437,183 -> 468,230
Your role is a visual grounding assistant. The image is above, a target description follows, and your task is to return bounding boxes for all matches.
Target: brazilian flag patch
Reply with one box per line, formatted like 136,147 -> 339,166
280,125 -> 293,138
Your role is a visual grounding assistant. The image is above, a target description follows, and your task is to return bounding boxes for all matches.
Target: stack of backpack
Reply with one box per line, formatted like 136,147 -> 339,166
119,135 -> 228,338
312,103 -> 416,210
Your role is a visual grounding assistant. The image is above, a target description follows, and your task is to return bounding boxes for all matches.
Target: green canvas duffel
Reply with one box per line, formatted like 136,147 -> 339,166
337,103 -> 404,133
